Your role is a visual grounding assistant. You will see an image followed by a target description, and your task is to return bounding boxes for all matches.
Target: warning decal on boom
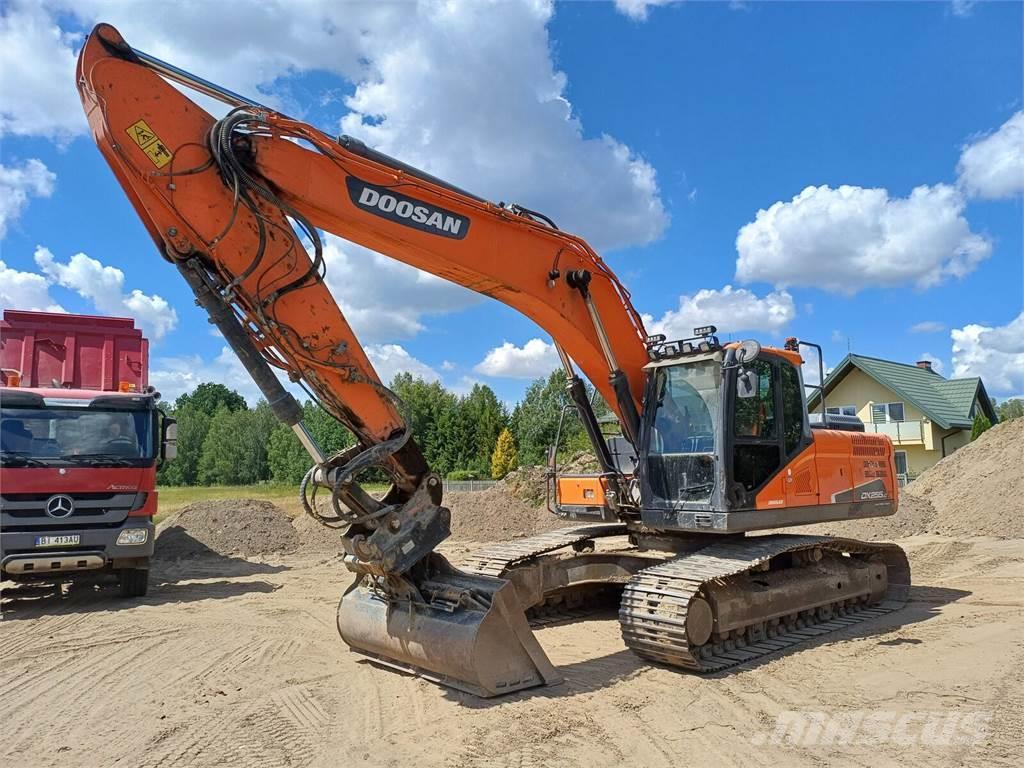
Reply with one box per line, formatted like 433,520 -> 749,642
125,119 -> 173,169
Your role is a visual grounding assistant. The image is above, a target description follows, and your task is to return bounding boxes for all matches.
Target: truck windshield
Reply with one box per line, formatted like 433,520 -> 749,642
645,360 -> 721,505
0,406 -> 155,466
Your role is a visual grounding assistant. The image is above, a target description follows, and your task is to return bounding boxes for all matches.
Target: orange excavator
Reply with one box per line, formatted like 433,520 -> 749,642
77,25 -> 910,697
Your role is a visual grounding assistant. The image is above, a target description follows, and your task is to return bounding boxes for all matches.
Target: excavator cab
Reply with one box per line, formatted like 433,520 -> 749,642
555,328 -> 896,535
641,330 -> 898,528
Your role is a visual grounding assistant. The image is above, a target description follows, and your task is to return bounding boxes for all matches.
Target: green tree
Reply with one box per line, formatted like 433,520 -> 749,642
267,423 -> 311,484
173,382 -> 246,415
267,401 -> 356,484
197,404 -> 276,485
462,383 -> 508,471
491,427 -> 518,479
971,413 -> 992,441
390,373 -> 458,470
511,370 -> 589,465
996,398 -> 1024,422
157,403 -> 211,485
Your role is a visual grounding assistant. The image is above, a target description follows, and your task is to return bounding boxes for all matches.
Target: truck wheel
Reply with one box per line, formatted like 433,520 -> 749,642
118,568 -> 149,598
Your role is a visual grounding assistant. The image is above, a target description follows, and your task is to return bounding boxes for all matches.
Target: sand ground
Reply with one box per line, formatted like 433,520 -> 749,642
2,535 -> 1022,768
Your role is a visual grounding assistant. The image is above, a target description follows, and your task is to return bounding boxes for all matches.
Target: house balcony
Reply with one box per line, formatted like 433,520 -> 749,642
864,419 -> 924,444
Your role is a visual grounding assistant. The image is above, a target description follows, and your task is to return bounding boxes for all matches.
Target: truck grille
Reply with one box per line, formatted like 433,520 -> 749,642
0,492 -> 138,528
2,492 -> 120,502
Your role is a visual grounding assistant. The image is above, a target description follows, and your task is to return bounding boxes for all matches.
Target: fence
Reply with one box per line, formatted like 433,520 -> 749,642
442,479 -> 498,493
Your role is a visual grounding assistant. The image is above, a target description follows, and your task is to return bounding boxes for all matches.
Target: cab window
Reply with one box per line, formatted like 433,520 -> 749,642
781,362 -> 804,455
734,360 -> 776,438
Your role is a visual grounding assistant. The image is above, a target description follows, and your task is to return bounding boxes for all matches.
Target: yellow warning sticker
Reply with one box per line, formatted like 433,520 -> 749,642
142,140 -> 173,169
125,119 -> 173,168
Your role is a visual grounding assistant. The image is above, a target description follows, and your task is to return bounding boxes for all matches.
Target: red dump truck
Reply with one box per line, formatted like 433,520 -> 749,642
0,310 -> 176,597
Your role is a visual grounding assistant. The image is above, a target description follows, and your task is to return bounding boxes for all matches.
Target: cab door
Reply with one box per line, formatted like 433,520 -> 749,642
780,359 -> 818,508
733,355 -> 818,510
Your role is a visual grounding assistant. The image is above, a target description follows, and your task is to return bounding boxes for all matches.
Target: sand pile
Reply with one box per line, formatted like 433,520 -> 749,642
290,510 -> 345,552
499,465 -> 549,507
156,499 -> 301,558
799,417 -> 1023,540
445,484 -> 565,542
902,417 -> 1024,537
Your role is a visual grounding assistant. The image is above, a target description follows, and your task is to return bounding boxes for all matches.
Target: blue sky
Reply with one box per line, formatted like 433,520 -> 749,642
1,0 -> 1021,406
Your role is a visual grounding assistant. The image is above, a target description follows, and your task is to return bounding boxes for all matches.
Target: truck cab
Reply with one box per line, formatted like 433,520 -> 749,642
0,310 -> 175,597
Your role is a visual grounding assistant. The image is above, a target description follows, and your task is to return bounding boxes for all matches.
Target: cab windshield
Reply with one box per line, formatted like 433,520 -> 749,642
0,406 -> 156,467
645,360 -> 721,505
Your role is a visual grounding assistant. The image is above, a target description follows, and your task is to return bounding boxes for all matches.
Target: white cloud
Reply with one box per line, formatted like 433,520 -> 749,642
17,2 -> 665,253
735,184 -> 991,294
957,111 -> 1024,200
951,312 -> 1024,395
474,338 -> 560,379
451,375 -> 484,396
0,159 -> 56,238
830,329 -> 844,344
614,0 -> 675,21
951,1 -> 976,18
910,320 -> 946,334
917,353 -> 945,376
365,344 -> 440,385
0,2 -> 84,140
0,259 -> 64,312
33,246 -> 178,340
642,285 -> 796,338
150,346 -> 301,406
338,1 -> 667,251
440,360 -> 457,372
320,234 -> 477,343
153,342 -> 437,406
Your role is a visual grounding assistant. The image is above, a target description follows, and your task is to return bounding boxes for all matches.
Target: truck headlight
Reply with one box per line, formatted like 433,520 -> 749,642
117,528 -> 149,546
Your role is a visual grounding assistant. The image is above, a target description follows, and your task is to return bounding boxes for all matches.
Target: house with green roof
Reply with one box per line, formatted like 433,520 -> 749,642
807,354 -> 998,484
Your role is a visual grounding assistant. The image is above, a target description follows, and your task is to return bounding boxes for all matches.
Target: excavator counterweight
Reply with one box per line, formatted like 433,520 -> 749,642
77,24 -> 909,699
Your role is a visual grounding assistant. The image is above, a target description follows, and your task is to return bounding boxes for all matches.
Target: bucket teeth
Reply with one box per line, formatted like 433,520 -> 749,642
337,553 -> 561,697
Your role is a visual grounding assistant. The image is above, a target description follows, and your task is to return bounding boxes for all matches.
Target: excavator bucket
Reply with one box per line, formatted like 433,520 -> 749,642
337,556 -> 561,697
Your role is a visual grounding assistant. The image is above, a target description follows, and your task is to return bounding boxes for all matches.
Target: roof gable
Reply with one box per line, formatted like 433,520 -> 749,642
808,354 -> 990,429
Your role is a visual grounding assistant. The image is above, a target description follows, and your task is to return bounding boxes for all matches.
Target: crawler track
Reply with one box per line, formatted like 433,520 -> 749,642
463,530 -> 911,671
461,524 -> 628,578
619,535 -> 911,672
462,524 -> 633,625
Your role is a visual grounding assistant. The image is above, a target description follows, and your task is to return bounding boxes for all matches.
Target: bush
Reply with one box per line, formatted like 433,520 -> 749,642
971,413 -> 992,441
491,427 -> 518,479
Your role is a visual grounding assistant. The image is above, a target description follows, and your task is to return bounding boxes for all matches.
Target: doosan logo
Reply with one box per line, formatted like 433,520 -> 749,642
346,177 -> 470,239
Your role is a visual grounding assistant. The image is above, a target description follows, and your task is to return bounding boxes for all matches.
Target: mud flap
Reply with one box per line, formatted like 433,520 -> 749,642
337,554 -> 562,697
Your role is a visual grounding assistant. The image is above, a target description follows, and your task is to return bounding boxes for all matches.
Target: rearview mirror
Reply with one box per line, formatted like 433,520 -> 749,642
737,370 -> 757,399
162,418 -> 178,461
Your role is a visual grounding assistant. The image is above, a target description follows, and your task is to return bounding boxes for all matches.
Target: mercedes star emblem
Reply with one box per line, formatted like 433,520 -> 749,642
45,494 -> 75,519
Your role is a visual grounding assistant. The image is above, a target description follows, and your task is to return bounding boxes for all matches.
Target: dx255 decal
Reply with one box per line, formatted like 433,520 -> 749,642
346,177 -> 470,240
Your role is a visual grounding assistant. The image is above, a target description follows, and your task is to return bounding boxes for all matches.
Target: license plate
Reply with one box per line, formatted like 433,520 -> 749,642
34,535 -> 81,548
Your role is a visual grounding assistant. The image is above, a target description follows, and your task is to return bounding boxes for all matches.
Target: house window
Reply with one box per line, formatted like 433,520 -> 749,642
826,405 -> 857,417
872,402 -> 905,423
894,450 -> 909,478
